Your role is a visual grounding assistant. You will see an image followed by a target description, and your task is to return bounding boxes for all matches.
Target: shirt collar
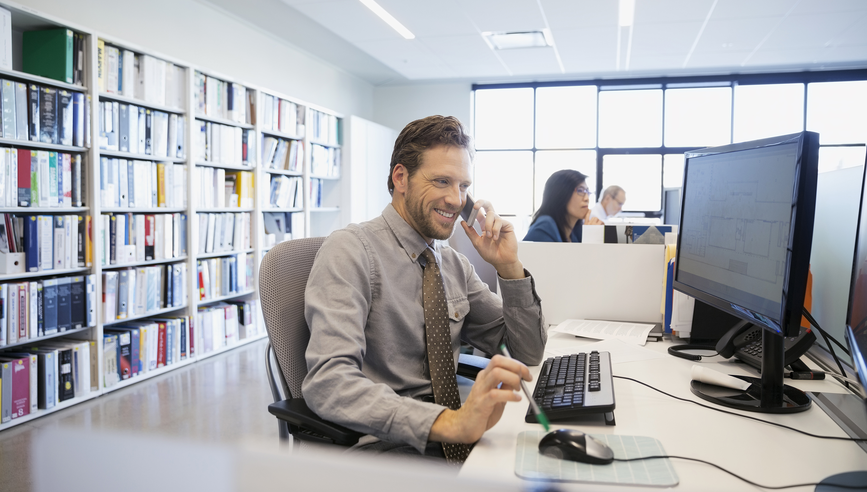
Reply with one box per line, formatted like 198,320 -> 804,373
382,203 -> 442,265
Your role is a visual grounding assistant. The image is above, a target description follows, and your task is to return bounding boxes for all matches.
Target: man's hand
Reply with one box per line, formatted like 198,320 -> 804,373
460,199 -> 524,279
428,355 -> 532,444
583,209 -> 604,225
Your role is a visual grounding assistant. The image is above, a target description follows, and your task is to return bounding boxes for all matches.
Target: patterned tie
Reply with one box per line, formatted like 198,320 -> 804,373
421,248 -> 471,464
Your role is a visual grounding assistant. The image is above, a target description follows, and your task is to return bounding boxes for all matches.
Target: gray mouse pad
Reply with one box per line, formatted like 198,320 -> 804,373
515,430 -> 679,486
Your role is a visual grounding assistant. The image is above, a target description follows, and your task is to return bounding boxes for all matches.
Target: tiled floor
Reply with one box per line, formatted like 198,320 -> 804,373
0,338 -> 277,491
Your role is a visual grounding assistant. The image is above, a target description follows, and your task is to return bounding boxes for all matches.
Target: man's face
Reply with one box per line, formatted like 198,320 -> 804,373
402,145 -> 472,242
604,191 -> 626,216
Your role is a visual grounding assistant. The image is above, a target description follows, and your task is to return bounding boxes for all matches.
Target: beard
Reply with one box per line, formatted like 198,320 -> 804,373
405,183 -> 457,241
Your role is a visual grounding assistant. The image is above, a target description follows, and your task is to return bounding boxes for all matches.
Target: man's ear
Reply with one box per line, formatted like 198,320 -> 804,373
392,163 -> 409,195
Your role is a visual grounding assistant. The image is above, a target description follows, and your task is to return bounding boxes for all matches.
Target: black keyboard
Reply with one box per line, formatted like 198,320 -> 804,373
525,351 -> 616,423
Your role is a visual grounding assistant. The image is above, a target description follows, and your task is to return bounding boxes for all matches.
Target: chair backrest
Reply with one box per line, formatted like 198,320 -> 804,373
259,236 -> 325,400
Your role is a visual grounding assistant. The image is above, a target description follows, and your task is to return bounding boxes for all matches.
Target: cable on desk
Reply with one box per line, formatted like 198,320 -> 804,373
803,307 -> 853,391
613,455 -> 867,490
613,375 -> 867,442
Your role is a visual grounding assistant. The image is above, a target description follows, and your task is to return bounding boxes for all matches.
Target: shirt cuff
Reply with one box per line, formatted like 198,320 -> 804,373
498,269 -> 539,308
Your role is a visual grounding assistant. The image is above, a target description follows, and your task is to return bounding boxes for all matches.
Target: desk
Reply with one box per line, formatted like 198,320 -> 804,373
460,332 -> 867,491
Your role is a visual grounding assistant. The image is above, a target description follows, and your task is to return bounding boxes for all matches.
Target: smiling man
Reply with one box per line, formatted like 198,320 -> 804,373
302,115 -> 547,463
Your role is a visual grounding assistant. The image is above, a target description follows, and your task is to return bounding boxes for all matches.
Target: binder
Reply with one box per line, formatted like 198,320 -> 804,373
28,83 -> 40,142
58,89 -> 73,146
103,271 -> 118,321
117,269 -> 129,319
23,28 -> 73,84
38,86 -> 58,144
70,275 -> 85,330
40,276 -> 58,335
72,91 -> 84,147
118,103 -> 129,152
17,149 -> 31,207
1,79 -> 15,138
56,276 -> 71,332
85,274 -> 96,327
38,215 -> 53,271
56,347 -> 74,401
35,350 -> 56,409
53,215 -> 64,270
24,215 -> 38,272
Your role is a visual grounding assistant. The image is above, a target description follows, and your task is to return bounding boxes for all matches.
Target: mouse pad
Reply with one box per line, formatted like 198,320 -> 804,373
514,431 -> 679,487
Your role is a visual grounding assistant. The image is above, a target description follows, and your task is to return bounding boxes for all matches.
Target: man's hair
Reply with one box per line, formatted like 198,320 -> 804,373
531,169 -> 588,242
601,185 -> 625,201
387,115 -> 474,195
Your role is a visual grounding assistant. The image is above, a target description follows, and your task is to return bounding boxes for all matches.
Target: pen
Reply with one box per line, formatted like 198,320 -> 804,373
500,344 -> 550,432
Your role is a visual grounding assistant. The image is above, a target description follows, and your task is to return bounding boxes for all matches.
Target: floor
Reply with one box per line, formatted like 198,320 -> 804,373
0,338 -> 278,492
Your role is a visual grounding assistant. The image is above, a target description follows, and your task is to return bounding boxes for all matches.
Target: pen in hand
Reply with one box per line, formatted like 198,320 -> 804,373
500,344 -> 550,432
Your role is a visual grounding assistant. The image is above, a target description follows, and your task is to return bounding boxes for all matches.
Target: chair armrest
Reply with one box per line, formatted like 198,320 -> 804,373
268,399 -> 363,446
457,353 -> 490,379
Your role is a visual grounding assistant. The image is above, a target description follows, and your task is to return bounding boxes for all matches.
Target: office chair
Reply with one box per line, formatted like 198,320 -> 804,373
259,237 -> 489,447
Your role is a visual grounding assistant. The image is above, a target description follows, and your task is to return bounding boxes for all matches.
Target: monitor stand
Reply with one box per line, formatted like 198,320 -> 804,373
690,330 -> 812,413
815,471 -> 867,491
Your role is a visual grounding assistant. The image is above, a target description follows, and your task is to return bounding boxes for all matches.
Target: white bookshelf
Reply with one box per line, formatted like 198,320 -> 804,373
0,0 -> 345,433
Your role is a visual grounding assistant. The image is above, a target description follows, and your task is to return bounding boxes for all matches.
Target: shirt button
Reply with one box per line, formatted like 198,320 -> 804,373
454,311 -> 459,317
412,253 -> 416,258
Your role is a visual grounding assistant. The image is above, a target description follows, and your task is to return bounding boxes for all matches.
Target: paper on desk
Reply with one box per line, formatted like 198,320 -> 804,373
551,319 -> 657,345
546,338 -> 664,364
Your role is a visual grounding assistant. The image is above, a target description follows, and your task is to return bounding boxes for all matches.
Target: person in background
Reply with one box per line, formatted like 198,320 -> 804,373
523,170 -> 603,243
589,185 -> 626,223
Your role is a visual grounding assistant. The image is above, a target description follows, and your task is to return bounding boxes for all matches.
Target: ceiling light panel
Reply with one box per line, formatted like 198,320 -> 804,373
483,30 -> 552,50
359,0 -> 416,39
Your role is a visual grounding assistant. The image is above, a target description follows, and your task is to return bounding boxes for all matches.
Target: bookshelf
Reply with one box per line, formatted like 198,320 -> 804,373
0,0 -> 345,432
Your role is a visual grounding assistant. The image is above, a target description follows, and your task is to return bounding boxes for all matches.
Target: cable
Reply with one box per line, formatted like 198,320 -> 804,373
613,375 -> 867,442
613,456 -> 867,490
802,308 -> 853,391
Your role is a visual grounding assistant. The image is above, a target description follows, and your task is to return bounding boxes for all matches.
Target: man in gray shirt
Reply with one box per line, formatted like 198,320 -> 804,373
302,115 -> 547,460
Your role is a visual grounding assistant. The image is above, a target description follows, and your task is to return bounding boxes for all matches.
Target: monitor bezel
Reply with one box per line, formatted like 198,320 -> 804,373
672,131 -> 819,338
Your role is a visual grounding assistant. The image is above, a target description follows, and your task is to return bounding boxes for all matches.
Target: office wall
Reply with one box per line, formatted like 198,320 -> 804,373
24,0 -> 374,119
373,82 -> 472,133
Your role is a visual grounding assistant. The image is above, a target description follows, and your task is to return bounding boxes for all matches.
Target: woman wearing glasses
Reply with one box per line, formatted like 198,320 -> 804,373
523,169 -> 603,242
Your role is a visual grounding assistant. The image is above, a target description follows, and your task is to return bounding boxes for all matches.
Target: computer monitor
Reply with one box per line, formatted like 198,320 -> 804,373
663,188 -> 681,226
673,131 -> 819,413
846,162 -> 867,403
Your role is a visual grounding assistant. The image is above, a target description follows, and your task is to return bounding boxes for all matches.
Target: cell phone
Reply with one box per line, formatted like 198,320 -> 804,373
460,192 -> 480,226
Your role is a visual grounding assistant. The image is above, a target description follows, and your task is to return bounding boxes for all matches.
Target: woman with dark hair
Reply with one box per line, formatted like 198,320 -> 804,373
523,169 -> 602,242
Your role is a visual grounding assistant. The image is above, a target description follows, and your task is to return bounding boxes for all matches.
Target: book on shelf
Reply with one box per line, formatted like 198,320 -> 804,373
3,213 -> 88,273
310,109 -> 339,146
194,72 -> 252,124
101,263 -> 186,321
262,137 -> 303,172
310,143 -> 341,177
99,160 -> 184,209
261,93 -> 303,136
99,101 -> 185,157
195,253 -> 253,301
267,175 -> 302,209
0,7 -> 10,71
194,120 -> 255,166
22,28 -> 74,85
1,149 -> 84,208
309,178 -> 323,208
196,212 -> 250,254
98,44 -> 185,109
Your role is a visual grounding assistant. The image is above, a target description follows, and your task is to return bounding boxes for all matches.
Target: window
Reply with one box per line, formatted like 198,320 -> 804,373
598,89 -> 663,148
473,70 -> 867,220
733,83 -> 804,142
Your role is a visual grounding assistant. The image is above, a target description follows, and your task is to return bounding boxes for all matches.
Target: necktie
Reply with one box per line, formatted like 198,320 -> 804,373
421,248 -> 471,464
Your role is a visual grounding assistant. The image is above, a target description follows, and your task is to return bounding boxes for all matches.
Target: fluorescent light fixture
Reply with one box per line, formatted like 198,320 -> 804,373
482,30 -> 553,50
359,0 -> 415,39
619,0 -> 635,27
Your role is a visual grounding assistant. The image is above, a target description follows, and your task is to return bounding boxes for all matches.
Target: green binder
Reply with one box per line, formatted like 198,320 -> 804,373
22,28 -> 73,84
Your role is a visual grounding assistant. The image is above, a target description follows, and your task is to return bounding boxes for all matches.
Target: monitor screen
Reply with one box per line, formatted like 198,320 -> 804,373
846,163 -> 867,388
663,188 -> 681,226
674,132 -> 818,338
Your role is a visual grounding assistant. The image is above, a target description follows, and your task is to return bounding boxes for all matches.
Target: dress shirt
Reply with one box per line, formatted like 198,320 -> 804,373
589,202 -> 610,222
303,204 -> 547,453
522,215 -> 582,242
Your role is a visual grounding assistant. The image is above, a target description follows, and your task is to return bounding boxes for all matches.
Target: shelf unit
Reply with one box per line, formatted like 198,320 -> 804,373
0,0 -> 343,432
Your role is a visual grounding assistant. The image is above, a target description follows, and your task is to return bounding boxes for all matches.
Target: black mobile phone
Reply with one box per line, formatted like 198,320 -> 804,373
460,192 -> 479,226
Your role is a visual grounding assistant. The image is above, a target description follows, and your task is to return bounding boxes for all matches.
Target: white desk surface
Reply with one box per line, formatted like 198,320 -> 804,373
459,332 -> 867,491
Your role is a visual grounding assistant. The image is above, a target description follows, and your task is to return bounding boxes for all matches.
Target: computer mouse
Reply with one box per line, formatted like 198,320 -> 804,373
538,429 -> 615,465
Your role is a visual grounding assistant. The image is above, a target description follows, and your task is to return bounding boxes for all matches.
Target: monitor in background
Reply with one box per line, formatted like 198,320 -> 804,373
663,188 -> 681,226
846,161 -> 867,405
673,131 -> 819,413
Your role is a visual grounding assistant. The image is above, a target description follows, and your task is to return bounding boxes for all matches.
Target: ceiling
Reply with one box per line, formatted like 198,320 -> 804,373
212,0 -> 867,86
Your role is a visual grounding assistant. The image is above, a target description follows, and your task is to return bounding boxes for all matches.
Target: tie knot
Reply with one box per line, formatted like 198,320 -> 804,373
421,248 -> 436,265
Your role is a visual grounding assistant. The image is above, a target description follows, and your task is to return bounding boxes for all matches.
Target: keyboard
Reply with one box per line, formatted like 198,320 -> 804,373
525,351 -> 616,423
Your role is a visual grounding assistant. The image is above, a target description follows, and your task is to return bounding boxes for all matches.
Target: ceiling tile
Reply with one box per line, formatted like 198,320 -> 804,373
450,63 -> 512,79
419,35 -> 500,66
748,46 -> 867,67
630,21 -> 703,56
541,0 -> 618,30
686,50 -> 754,68
398,66 -> 460,80
627,54 -> 689,72
356,39 -> 443,72
292,0 -> 400,42
762,12 -> 865,50
495,47 -> 563,76
377,0 -> 478,37
553,27 -> 618,66
636,0 -> 716,23
794,0 -> 867,15
459,0 -> 547,33
692,18 -> 772,54
835,15 -> 867,46
710,0 -> 799,20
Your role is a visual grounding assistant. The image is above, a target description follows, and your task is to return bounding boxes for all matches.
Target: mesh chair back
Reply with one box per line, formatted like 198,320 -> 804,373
259,237 -> 325,400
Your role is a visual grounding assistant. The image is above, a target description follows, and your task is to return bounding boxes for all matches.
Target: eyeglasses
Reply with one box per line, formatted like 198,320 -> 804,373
575,187 -> 591,197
